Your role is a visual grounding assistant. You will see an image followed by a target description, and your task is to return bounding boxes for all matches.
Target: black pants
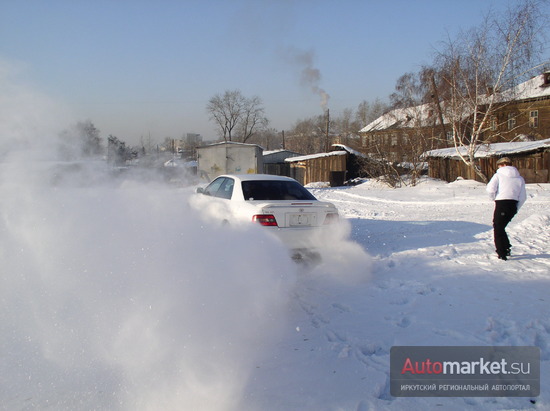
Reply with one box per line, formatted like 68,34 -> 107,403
492,200 -> 518,257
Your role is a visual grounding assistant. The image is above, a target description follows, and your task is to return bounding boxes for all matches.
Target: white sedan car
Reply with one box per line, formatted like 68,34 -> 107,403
193,174 -> 340,256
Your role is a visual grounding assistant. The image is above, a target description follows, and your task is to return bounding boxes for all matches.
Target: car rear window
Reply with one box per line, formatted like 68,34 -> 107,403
241,180 -> 316,201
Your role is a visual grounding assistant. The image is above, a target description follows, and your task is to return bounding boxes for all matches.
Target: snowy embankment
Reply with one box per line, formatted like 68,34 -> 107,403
0,165 -> 548,410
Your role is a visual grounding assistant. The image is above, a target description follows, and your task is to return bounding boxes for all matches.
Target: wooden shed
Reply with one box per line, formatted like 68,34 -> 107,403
424,138 -> 550,183
263,149 -> 302,177
285,151 -> 348,186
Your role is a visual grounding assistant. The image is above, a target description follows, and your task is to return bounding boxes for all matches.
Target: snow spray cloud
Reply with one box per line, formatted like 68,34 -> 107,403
0,59 -> 72,160
308,216 -> 372,285
282,47 -> 330,110
0,61 -> 297,410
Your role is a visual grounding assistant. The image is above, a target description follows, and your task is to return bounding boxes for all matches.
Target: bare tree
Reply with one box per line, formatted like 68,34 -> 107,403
246,127 -> 282,150
206,90 -> 245,141
390,72 -> 430,109
285,100 -> 391,155
239,95 -> 269,143
286,115 -> 326,154
434,0 -> 548,181
361,73 -> 444,186
206,90 -> 268,142
355,98 -> 389,127
332,107 -> 358,146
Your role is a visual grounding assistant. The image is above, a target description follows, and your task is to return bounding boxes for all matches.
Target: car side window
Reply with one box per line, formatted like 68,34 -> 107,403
204,177 -> 224,196
217,178 -> 234,199
203,177 -> 234,199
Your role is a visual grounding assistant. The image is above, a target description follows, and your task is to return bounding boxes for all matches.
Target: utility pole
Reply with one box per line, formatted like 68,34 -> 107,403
325,109 -> 330,152
282,130 -> 285,149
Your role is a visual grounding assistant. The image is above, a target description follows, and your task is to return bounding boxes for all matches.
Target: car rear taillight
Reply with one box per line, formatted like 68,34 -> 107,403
252,214 -> 278,226
323,212 -> 339,224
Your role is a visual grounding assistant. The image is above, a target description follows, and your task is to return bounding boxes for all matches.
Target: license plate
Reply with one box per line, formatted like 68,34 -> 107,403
290,213 -> 315,226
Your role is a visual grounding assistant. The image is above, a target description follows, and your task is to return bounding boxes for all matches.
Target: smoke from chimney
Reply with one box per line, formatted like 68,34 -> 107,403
282,47 -> 330,110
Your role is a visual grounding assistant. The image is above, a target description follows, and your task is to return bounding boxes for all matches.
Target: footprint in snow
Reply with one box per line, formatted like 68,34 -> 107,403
385,314 -> 412,328
389,296 -> 410,305
396,316 -> 412,328
331,302 -> 351,313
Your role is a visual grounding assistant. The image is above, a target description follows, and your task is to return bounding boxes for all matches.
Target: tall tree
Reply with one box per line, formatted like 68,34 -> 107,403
285,115 -> 326,154
355,98 -> 389,128
239,95 -> 269,143
433,0 -> 548,181
333,107 -> 356,146
206,90 -> 268,142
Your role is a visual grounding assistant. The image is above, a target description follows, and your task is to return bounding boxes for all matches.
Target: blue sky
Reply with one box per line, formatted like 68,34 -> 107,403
1,0 -> 546,145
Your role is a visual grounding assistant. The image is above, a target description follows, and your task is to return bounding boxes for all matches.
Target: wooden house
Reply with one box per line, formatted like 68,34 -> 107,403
482,72 -> 550,143
424,138 -> 550,183
359,71 -> 550,164
358,102 -> 451,163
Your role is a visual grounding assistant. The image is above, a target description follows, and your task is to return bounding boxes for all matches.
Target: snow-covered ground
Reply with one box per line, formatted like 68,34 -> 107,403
1,160 -> 548,410
241,178 -> 550,411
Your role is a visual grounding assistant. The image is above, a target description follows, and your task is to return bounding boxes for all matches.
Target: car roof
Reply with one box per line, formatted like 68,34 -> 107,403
217,174 -> 297,182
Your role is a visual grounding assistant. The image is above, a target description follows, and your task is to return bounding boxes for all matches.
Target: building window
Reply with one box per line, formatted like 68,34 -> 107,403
391,134 -> 398,146
529,110 -> 539,128
446,131 -> 454,141
507,112 -> 516,130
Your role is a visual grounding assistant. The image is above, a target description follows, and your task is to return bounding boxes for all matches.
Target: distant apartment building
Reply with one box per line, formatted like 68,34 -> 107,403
164,133 -> 203,156
186,133 -> 202,146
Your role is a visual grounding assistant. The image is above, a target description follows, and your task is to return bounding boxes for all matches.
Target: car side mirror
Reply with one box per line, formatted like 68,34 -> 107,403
196,187 -> 205,194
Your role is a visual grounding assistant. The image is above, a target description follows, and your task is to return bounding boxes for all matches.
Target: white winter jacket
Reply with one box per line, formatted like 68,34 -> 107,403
486,166 -> 527,209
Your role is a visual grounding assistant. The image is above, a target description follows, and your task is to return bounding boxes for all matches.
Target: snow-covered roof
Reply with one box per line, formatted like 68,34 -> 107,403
263,149 -> 301,156
285,150 -> 347,163
501,73 -> 550,101
424,138 -> 550,159
360,73 -> 550,134
331,144 -> 366,158
197,141 -> 263,150
359,103 -> 449,133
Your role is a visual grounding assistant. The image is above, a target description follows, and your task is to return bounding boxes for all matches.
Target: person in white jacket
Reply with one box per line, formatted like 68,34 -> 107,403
486,157 -> 527,260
